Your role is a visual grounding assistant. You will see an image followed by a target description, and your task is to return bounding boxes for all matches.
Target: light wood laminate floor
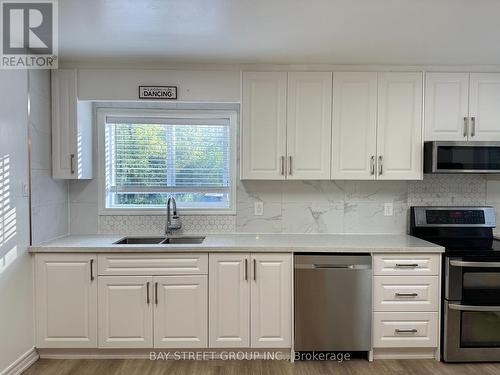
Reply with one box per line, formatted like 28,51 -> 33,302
23,359 -> 500,375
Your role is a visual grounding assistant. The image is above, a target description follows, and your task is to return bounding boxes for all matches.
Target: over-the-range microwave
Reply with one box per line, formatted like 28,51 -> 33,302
424,141 -> 500,174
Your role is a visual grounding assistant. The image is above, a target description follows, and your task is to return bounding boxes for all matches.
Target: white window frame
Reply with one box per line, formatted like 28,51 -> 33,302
97,108 -> 237,215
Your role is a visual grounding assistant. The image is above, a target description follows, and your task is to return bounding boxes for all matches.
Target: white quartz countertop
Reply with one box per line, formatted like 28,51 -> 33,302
29,233 -> 444,253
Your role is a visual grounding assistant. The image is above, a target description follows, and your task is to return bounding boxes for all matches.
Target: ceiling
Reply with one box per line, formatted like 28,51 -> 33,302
59,0 -> 500,65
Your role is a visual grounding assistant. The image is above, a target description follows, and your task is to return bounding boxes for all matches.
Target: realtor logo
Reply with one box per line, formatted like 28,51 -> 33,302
1,0 -> 58,69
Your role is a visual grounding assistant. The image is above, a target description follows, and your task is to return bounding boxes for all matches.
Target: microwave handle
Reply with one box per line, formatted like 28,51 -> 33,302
449,303 -> 500,312
450,260 -> 500,268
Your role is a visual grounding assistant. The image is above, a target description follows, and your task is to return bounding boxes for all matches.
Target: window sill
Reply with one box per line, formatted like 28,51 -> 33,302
98,208 -> 236,216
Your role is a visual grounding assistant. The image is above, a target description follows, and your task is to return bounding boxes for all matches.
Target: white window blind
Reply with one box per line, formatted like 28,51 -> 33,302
103,115 -> 232,211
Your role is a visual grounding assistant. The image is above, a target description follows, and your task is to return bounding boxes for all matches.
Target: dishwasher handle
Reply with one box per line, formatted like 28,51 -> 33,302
295,263 -> 371,270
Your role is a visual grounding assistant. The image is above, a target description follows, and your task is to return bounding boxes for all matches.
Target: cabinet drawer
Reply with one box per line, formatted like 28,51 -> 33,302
373,254 -> 440,276
98,253 -> 208,276
373,276 -> 439,312
373,312 -> 438,348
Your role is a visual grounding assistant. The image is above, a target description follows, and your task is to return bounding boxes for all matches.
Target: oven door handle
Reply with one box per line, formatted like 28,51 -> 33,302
448,303 -> 500,312
449,260 -> 500,268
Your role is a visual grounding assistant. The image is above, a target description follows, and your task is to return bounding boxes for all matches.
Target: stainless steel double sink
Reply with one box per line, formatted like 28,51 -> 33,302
114,236 -> 205,245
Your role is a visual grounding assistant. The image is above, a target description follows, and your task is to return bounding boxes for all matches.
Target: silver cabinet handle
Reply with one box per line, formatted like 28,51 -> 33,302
253,259 -> 256,281
70,154 -> 75,175
280,156 -> 285,176
395,263 -> 419,268
463,117 -> 468,137
470,116 -> 476,137
288,156 -> 292,176
155,282 -> 158,305
395,329 -> 418,334
146,282 -> 150,305
244,258 -> 248,281
90,259 -> 94,281
450,260 -> 500,268
378,156 -> 383,175
395,292 -> 418,298
449,303 -> 500,312
370,156 -> 375,175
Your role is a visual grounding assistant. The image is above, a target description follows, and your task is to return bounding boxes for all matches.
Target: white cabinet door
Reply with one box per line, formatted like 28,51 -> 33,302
331,72 -> 378,179
377,72 -> 423,180
35,254 -> 97,348
241,72 -> 287,180
469,73 -> 500,141
209,253 -> 250,348
251,253 -> 292,348
51,69 -> 92,179
424,73 -> 470,141
98,276 -> 153,348
287,72 -> 332,179
154,275 -> 208,348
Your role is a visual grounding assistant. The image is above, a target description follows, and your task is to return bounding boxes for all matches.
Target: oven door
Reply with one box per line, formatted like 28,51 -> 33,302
445,258 -> 500,304
424,141 -> 500,173
444,301 -> 500,361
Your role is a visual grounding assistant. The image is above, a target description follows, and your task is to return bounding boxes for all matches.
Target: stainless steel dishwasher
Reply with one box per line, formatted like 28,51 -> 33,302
294,254 -> 372,352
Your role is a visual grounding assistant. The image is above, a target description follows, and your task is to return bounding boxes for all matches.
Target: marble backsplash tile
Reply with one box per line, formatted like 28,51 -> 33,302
89,174 -> 488,235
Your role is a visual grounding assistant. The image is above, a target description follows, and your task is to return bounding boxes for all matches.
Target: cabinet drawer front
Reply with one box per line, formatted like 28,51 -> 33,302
373,312 -> 438,348
98,253 -> 208,275
373,254 -> 440,276
373,276 -> 439,312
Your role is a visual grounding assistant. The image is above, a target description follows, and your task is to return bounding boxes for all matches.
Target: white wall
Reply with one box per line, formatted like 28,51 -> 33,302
0,71 -> 34,373
29,70 -> 69,244
77,69 -> 240,102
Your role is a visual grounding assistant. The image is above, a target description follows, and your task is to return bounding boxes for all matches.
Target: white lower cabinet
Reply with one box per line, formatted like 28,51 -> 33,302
98,276 -> 153,348
154,275 -> 207,348
35,252 -> 293,351
35,254 -> 98,348
209,253 -> 250,347
372,254 -> 440,357
209,253 -> 292,348
251,254 -> 292,348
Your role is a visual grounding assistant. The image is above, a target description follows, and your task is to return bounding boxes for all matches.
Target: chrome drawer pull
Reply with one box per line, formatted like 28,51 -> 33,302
395,292 -> 418,298
395,329 -> 418,334
394,263 -> 419,268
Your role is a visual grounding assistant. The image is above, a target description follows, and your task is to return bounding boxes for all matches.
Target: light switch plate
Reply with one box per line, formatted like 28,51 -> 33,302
384,202 -> 394,216
254,201 -> 264,216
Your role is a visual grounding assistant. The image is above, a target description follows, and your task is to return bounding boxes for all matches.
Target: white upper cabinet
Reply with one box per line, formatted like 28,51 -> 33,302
241,71 -> 332,180
241,72 -> 287,179
35,254 -> 97,348
377,72 -> 423,180
286,72 -> 332,179
331,72 -> 378,179
51,69 -> 93,179
425,73 -> 470,141
425,72 -> 500,141
469,73 -> 500,141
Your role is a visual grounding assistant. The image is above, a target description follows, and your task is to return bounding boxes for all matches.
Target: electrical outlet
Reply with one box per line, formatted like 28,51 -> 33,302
254,201 -> 264,216
384,202 -> 394,216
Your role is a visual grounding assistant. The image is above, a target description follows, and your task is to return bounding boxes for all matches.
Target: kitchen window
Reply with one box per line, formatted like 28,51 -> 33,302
98,109 -> 237,215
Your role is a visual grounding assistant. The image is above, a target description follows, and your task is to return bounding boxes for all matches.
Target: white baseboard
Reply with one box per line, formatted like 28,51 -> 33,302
38,348 -> 291,360
373,348 -> 437,360
0,348 -> 39,375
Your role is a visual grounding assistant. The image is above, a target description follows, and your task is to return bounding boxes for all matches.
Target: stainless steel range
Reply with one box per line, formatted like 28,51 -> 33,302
410,206 -> 500,362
